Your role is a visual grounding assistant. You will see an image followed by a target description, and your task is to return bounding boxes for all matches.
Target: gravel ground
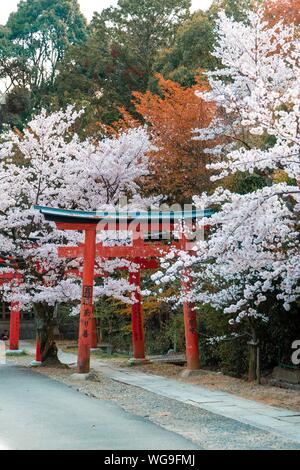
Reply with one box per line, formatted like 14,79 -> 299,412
27,364 -> 300,450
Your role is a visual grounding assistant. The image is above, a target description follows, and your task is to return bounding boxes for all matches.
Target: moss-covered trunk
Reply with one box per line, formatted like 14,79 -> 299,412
34,302 -> 61,366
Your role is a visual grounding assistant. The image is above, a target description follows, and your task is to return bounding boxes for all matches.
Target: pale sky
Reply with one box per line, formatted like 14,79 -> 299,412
0,0 -> 213,25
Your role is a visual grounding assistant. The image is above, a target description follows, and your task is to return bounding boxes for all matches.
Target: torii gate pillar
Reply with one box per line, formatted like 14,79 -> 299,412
6,271 -> 22,353
9,302 -> 21,351
182,288 -> 200,370
129,268 -> 145,361
77,229 -> 96,374
181,235 -> 200,371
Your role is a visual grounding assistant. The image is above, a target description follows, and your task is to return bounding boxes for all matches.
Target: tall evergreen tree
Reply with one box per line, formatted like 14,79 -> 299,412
54,1 -> 192,133
155,11 -> 217,87
54,15 -> 147,134
100,0 -> 191,90
156,0 -> 254,87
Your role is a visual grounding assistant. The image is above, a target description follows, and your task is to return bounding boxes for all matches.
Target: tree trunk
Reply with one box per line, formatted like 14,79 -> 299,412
34,302 -> 63,367
248,340 -> 257,382
256,346 -> 261,385
247,327 -> 260,382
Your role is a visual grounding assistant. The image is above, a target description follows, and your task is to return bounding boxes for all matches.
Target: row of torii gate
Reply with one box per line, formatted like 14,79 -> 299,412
1,206 -> 212,374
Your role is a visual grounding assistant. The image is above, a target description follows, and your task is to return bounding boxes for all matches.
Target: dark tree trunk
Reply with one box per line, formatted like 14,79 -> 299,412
248,340 -> 257,382
248,326 -> 260,383
34,303 -> 63,367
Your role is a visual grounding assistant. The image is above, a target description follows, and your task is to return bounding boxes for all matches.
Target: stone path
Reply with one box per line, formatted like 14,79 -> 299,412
96,363 -> 300,445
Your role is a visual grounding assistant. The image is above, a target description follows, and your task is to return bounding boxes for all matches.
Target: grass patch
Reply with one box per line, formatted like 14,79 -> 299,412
91,350 -> 129,361
5,350 -> 27,357
61,346 -> 129,361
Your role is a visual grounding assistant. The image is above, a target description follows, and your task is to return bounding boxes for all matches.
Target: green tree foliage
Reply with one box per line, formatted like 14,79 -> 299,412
3,0 -> 87,88
100,0 -> 191,90
156,0 -> 254,87
54,16 -> 146,132
0,86 -> 32,129
209,0 -> 255,22
155,11 -> 217,87
54,0 -> 192,133
0,0 -> 87,128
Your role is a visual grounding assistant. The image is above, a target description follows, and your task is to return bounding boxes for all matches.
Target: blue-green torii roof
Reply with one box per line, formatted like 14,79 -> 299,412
34,206 -> 213,225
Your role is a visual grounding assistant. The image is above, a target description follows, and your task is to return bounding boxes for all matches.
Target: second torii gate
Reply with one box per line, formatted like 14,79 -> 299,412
60,245 -> 160,362
0,269 -> 22,352
35,207 -> 212,374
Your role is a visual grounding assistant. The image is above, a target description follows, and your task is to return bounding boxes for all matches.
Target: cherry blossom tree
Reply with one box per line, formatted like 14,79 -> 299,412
0,106 -> 153,363
154,8 -> 300,380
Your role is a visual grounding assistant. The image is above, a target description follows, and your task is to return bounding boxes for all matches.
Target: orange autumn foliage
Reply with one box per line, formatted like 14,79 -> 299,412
116,74 -> 216,204
264,0 -> 300,26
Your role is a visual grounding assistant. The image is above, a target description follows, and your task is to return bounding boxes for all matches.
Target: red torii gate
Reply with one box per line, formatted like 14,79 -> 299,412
0,268 -> 22,352
1,259 -> 38,358
35,207 -> 212,374
61,236 -> 186,373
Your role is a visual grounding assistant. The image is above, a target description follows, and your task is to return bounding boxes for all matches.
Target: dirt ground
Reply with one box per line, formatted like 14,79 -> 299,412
5,348 -> 300,413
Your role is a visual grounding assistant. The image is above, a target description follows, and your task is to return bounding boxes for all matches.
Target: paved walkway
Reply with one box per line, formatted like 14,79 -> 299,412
21,342 -> 300,445
0,364 -> 198,450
